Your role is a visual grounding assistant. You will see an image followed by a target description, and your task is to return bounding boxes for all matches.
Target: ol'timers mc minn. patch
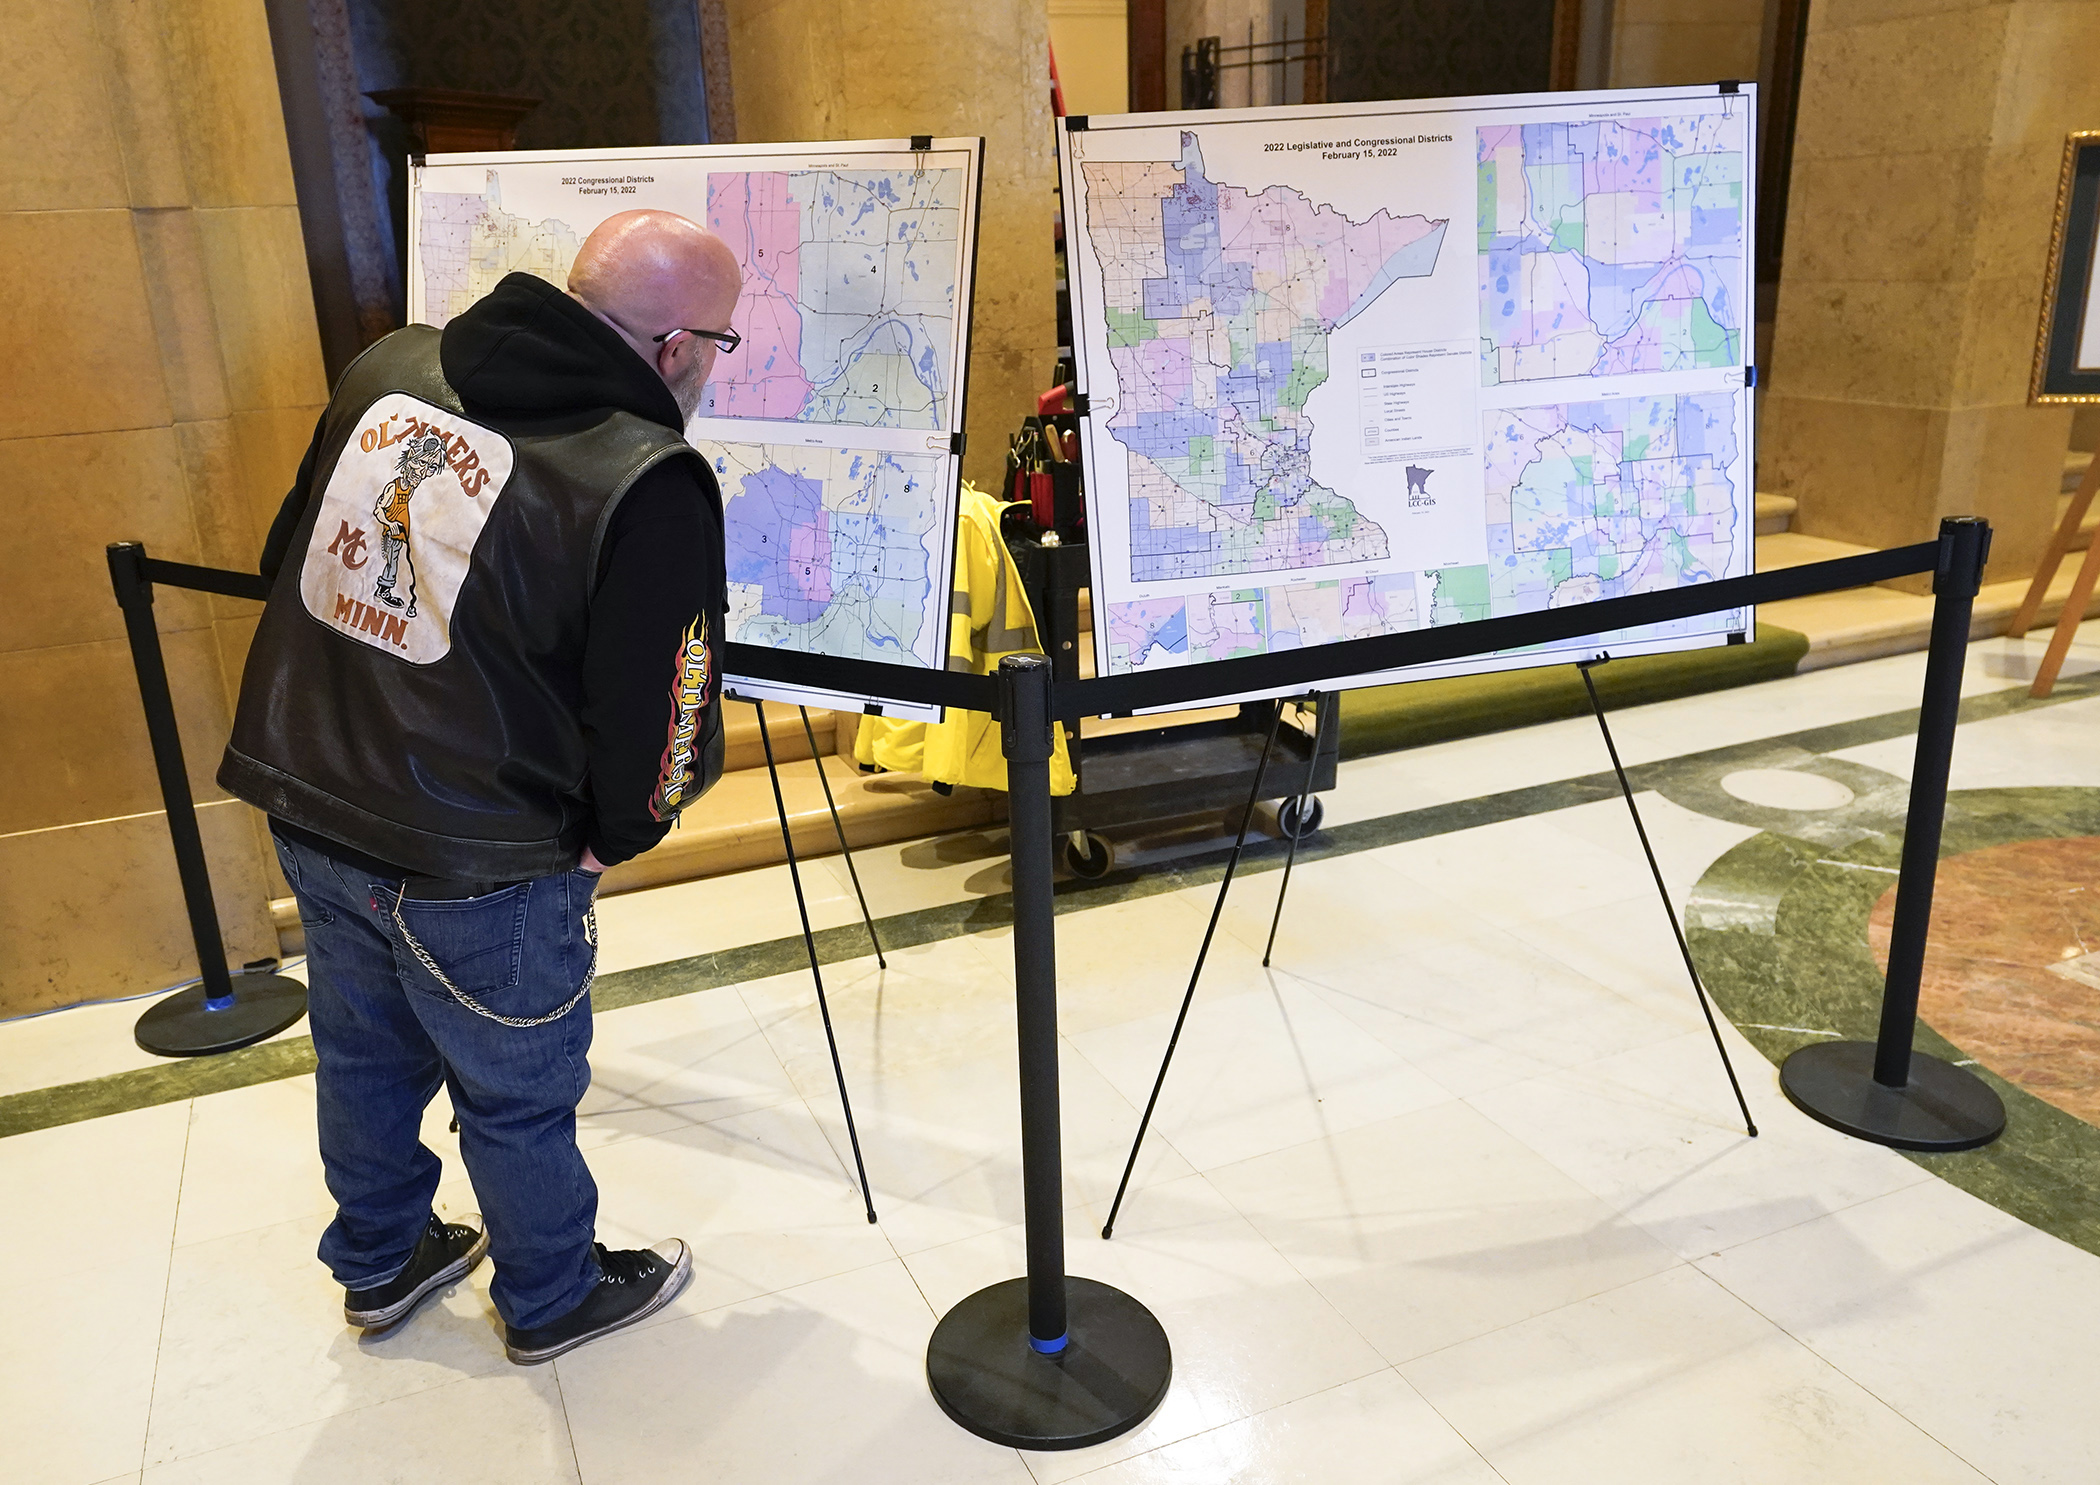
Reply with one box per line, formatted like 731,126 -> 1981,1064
298,393 -> 515,664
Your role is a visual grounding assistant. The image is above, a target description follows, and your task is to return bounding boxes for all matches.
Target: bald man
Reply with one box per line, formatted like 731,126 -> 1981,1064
222,213 -> 742,1364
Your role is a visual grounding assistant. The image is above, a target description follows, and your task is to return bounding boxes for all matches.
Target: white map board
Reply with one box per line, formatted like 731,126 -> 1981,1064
408,139 -> 984,719
1058,86 -> 1756,706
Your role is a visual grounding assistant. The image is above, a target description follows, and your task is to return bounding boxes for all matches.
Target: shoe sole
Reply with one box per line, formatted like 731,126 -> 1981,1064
505,1244 -> 693,1365
346,1228 -> 491,1331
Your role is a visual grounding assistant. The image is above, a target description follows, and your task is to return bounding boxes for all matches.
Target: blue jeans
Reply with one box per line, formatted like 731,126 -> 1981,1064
273,831 -> 604,1330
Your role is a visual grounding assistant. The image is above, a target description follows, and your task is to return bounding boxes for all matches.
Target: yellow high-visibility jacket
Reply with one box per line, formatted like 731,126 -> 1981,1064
854,485 -> 1077,793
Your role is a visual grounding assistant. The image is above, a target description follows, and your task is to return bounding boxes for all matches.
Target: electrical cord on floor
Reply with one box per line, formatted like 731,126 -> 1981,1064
0,958 -> 308,1025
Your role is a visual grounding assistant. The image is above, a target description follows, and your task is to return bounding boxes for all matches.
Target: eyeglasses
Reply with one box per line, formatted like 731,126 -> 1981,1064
652,326 -> 741,354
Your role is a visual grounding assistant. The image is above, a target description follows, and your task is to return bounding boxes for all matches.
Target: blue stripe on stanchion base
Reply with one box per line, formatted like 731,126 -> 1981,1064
1029,1332 -> 1069,1355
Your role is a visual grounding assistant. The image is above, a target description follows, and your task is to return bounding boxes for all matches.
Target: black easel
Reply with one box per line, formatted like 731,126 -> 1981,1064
799,706 -> 885,966
107,543 -> 308,1057
1576,654 -> 1757,1138
926,655 -> 1171,1449
1099,699 -> 1287,1240
1779,517 -> 2006,1150
752,702 -> 878,1222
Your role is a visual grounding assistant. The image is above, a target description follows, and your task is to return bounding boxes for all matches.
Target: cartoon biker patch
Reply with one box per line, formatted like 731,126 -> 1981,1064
298,394 -> 515,663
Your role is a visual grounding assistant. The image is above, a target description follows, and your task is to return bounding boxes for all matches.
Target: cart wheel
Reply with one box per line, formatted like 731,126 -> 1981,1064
1276,795 -> 1324,840
1062,832 -> 1115,880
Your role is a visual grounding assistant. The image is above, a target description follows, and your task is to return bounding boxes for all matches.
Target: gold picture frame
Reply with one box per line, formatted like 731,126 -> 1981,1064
2031,130 -> 2100,404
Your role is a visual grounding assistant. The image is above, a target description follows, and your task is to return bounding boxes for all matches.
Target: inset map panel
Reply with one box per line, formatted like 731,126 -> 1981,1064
1478,114 -> 1747,386
704,440 -> 948,671
705,168 -> 964,429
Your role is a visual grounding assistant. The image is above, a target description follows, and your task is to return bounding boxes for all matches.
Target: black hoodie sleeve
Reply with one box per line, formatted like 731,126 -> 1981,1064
581,457 -> 728,867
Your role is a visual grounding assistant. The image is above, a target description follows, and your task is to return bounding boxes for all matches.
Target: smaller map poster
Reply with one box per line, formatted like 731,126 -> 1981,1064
409,140 -> 982,718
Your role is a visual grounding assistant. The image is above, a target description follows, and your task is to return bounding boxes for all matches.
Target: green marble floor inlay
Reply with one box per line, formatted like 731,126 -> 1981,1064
1687,787 -> 2100,1259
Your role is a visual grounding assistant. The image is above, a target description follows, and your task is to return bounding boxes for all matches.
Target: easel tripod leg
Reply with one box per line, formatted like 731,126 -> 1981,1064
1577,660 -> 1758,1138
800,706 -> 885,967
2030,526 -> 2100,700
756,702 -> 878,1221
1261,692 -> 1322,968
1102,700 -> 1288,1239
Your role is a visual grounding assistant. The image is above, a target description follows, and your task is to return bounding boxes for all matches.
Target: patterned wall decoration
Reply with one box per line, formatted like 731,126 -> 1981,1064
351,0 -> 709,152
1327,0 -> 1556,104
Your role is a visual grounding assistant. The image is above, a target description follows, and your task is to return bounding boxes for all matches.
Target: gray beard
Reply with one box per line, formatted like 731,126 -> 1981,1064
668,356 -> 706,423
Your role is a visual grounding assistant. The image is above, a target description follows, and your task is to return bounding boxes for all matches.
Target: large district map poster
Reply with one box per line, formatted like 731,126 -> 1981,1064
1059,86 -> 1755,701
408,139 -> 982,717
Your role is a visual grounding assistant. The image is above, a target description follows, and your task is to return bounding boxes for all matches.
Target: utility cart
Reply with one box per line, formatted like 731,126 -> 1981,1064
1007,532 -> 1340,879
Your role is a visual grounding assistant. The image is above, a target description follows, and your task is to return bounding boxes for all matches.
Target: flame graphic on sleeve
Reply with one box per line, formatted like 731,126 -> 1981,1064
649,615 -> 713,822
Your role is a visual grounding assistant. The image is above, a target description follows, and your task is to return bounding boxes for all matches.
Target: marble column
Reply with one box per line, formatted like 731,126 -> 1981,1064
0,0 -> 327,1014
1762,1 -> 2100,580
721,0 -> 1060,493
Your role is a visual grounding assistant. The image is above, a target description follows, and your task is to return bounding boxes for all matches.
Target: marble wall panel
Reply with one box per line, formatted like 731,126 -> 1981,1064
1768,0 -> 2097,564
724,2 -> 846,142
1789,7 -> 2007,163
1935,400 -> 2070,572
1766,278 -> 1963,407
158,0 -> 302,209
0,0 -> 129,212
1781,150 -> 1985,286
170,405 -> 321,607
1810,0 -> 2000,29
1994,2 -> 2100,146
0,798 -> 278,1017
0,629 -> 236,836
173,417 -> 247,582
0,427 -> 214,653
0,210 -> 174,441
1610,18 -> 1762,90
1958,141 -> 2065,292
87,0 -> 193,209
1953,273 -> 2055,409
217,404 -> 325,579
1762,394 -> 1939,544
134,208 -> 234,426
193,207 -> 330,415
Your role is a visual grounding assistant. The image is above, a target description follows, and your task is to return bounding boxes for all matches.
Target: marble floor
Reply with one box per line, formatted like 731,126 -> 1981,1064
5,619 -> 2100,1485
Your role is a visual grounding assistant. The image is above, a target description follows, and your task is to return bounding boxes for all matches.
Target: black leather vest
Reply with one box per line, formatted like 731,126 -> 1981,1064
220,326 -> 703,879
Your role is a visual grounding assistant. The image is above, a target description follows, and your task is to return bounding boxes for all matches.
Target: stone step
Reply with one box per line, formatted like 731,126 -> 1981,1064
1755,491 -> 1796,536
1756,530 -> 2100,670
719,700 -> 837,773
596,755 -> 1002,896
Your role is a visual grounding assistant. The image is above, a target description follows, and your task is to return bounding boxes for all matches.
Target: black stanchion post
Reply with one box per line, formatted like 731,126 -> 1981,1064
1779,517 -> 2006,1151
107,542 -> 306,1057
926,655 -> 1171,1450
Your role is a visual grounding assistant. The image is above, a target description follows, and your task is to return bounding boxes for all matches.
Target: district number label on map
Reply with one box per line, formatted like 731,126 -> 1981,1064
1061,85 -> 1755,703
409,139 -> 983,718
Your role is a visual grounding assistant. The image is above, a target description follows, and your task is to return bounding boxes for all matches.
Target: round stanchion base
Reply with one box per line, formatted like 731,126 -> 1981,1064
926,1276 -> 1172,1450
135,973 -> 308,1058
1780,1040 -> 2005,1152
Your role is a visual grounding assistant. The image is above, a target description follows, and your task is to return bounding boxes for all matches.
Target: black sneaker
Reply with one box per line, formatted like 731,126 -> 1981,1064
504,1239 -> 691,1365
343,1213 -> 488,1331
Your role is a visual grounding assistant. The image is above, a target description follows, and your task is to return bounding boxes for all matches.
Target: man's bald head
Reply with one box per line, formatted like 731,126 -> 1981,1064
567,210 -> 742,422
